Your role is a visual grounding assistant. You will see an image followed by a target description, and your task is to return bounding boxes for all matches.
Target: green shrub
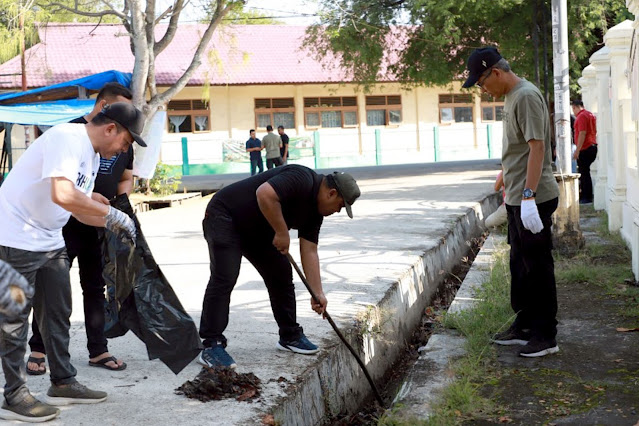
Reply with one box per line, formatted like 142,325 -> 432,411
149,163 -> 182,196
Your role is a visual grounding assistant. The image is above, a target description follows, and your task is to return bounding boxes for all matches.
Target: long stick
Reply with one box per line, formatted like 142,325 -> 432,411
285,253 -> 384,406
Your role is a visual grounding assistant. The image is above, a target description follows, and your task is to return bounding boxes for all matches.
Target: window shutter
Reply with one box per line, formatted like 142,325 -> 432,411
167,100 -> 191,111
366,96 -> 386,106
255,98 -> 272,109
387,95 -> 401,105
272,98 -> 294,108
342,97 -> 357,106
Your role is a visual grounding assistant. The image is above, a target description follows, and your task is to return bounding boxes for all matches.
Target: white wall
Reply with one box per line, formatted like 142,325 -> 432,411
579,13 -> 639,279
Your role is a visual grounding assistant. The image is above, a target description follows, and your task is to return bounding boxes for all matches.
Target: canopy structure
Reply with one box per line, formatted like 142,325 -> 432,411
0,70 -> 132,126
0,99 -> 94,126
0,70 -> 132,178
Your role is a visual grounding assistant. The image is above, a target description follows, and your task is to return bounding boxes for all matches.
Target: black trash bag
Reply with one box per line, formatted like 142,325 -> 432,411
102,194 -> 202,374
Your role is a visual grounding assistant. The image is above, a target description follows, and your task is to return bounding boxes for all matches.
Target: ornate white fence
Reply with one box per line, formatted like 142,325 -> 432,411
577,6 -> 639,279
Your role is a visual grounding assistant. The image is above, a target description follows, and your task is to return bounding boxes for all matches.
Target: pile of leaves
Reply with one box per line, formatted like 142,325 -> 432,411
176,367 -> 261,402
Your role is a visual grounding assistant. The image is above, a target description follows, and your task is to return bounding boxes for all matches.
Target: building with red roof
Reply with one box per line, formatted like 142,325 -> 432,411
0,23 -> 505,173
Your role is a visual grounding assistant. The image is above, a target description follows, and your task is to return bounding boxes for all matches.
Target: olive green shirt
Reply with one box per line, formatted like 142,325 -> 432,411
262,132 -> 282,160
501,79 -> 559,206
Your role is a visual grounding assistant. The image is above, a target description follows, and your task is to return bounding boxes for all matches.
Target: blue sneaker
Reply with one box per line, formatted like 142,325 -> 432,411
197,343 -> 237,369
276,334 -> 319,355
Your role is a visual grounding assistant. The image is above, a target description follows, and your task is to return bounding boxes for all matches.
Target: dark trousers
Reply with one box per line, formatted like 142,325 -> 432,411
0,245 -> 77,399
29,217 -> 108,358
266,157 -> 283,170
250,157 -> 264,176
199,201 -> 302,347
577,144 -> 598,201
506,197 -> 559,340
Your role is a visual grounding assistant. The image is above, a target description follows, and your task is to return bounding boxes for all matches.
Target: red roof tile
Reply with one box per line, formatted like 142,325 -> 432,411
0,23 -> 395,89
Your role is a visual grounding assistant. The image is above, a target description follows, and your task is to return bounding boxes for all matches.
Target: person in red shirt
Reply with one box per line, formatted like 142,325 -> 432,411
571,99 -> 598,204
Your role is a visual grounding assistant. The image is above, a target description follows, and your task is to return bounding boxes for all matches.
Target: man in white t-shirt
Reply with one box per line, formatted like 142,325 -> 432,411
0,103 -> 144,423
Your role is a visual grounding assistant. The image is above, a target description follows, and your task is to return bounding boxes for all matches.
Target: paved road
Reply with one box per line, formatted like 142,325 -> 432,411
6,160 -> 501,425
181,159 -> 502,192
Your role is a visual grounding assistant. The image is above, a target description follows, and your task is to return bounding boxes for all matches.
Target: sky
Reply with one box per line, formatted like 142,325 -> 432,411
243,0 -> 320,25
173,0 -> 320,25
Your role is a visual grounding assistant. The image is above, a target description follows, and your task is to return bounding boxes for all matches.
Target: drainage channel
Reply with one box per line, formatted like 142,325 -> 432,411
269,193 -> 501,426
330,232 -> 488,425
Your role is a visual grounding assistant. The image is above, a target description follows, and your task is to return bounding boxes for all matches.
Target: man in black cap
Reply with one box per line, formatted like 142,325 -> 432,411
463,47 -> 560,358
28,83 -> 134,376
198,164 -> 360,369
0,102 -> 144,422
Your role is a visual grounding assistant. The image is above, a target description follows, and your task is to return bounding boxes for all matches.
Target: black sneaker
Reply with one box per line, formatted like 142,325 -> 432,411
519,337 -> 559,358
492,324 -> 531,346
43,382 -> 107,406
276,334 -> 319,355
0,387 -> 60,422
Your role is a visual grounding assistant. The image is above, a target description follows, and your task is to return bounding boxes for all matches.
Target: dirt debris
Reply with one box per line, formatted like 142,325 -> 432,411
176,366 -> 261,402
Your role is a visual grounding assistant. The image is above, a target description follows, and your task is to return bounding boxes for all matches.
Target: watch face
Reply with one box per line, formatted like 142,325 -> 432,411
523,189 -> 535,198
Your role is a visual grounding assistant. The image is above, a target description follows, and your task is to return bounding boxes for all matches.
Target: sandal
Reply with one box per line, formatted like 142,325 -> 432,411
88,356 -> 127,371
26,356 -> 47,376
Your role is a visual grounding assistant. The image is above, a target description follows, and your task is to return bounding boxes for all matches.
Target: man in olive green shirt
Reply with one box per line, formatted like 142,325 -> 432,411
463,47 -> 560,358
262,125 -> 283,169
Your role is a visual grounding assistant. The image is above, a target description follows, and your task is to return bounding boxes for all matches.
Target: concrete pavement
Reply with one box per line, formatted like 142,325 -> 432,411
2,160 -> 501,425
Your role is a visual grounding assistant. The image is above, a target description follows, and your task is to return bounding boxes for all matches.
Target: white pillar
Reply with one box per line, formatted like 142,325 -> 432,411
589,47 -> 611,212
625,0 -> 639,279
604,20 -> 633,232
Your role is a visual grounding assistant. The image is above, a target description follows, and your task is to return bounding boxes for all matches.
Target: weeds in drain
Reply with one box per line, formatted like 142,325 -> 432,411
355,305 -> 392,339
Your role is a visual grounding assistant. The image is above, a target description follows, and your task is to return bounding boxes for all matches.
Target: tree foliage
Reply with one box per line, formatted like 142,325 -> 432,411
305,0 -> 632,95
0,0 -> 119,64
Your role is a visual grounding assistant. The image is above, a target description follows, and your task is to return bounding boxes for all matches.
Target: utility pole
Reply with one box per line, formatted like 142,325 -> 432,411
551,0 -> 571,174
19,1 -> 27,91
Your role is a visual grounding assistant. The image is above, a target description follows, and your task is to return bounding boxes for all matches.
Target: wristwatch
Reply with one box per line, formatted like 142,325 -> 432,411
522,188 -> 536,199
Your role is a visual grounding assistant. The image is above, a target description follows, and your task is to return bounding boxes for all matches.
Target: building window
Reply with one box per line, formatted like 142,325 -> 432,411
167,100 -> 210,133
365,95 -> 402,126
303,97 -> 358,128
255,98 -> 295,130
438,94 -> 473,123
480,94 -> 504,122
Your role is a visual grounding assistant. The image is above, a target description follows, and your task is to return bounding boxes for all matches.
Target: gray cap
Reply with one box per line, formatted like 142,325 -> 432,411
331,171 -> 361,218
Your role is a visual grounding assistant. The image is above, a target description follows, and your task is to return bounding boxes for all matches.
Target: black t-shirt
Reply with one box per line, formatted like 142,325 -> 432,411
209,165 -> 324,244
279,133 -> 289,157
69,116 -> 134,200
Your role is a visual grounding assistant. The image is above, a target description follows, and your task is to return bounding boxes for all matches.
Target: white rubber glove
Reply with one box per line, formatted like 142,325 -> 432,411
0,260 -> 33,317
104,206 -> 137,240
520,199 -> 544,234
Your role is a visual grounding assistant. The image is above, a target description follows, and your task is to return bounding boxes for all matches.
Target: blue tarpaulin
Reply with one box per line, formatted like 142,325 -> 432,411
0,70 -> 132,126
0,99 -> 95,126
0,70 -> 131,103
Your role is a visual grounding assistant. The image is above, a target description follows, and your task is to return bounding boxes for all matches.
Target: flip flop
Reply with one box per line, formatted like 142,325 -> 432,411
88,356 -> 127,371
26,356 -> 47,376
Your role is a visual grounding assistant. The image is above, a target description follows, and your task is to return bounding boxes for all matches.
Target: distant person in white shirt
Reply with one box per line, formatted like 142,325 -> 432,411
0,103 -> 143,423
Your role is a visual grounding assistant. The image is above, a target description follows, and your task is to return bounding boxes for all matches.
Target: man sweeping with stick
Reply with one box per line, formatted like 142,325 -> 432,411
198,165 -> 360,369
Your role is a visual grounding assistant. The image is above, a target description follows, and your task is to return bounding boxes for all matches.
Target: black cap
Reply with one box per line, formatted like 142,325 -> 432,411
100,102 -> 147,147
331,171 -> 361,219
462,47 -> 503,88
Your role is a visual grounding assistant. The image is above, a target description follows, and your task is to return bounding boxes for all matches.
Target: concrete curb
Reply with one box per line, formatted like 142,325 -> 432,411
391,232 -> 507,420
272,193 -> 502,425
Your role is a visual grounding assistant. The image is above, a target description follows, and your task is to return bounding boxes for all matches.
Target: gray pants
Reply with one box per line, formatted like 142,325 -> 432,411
0,245 -> 77,400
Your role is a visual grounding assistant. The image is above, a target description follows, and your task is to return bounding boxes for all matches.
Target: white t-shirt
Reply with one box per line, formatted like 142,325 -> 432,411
0,123 -> 99,251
